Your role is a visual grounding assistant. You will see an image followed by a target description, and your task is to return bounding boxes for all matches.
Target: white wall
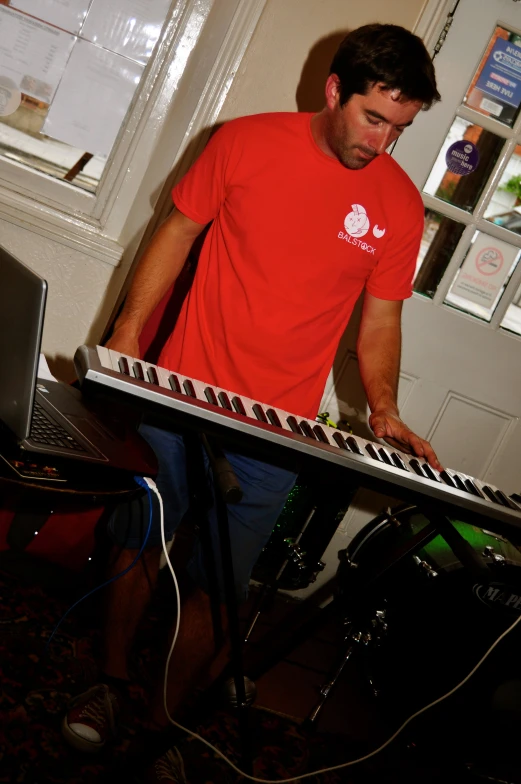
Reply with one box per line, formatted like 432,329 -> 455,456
220,0 -> 429,119
0,216 -> 121,381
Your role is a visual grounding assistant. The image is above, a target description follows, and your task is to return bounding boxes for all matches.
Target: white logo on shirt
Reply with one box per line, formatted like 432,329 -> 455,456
344,204 -> 370,238
337,204 -> 386,253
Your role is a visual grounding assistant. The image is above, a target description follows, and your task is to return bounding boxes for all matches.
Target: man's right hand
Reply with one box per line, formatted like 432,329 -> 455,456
104,324 -> 141,360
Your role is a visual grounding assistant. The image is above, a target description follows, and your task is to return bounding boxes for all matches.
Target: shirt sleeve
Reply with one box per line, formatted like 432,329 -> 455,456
365,189 -> 424,301
172,121 -> 239,225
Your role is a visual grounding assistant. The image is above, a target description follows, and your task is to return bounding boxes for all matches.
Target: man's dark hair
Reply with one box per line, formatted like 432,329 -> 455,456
330,24 -> 440,108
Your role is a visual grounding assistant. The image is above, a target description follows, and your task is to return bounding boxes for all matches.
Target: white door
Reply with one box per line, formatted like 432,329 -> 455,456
308,0 -> 521,592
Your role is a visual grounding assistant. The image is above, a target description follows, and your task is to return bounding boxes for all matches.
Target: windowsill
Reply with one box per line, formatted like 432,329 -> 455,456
0,124 -> 105,193
0,184 -> 123,266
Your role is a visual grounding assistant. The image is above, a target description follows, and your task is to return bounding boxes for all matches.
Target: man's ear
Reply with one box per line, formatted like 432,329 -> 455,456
325,74 -> 341,111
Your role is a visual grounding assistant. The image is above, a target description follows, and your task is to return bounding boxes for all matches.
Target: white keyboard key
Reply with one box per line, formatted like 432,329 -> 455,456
96,345 -> 112,369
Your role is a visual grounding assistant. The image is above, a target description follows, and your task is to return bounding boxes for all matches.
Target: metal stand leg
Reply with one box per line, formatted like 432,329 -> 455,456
302,607 -> 388,729
244,505 -> 317,643
303,621 -> 359,729
198,434 -> 253,775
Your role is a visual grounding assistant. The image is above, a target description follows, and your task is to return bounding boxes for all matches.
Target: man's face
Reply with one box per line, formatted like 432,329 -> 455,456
323,78 -> 423,170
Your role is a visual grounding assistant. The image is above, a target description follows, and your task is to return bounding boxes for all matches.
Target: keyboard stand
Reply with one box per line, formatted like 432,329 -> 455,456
184,431 -> 253,775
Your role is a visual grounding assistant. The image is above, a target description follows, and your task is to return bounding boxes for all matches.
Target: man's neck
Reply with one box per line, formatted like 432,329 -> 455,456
310,110 -> 336,160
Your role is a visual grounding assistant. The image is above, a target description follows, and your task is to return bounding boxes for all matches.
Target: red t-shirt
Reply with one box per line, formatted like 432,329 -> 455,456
159,112 -> 423,419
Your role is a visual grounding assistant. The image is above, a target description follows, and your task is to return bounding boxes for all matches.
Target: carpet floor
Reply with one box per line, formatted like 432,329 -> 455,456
0,557 -> 367,783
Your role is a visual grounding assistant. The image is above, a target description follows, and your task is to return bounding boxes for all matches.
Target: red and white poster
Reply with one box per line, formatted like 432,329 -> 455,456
450,233 -> 518,308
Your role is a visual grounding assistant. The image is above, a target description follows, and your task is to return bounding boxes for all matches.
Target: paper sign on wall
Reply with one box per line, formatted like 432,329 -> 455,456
0,6 -> 75,103
450,233 -> 519,308
42,39 -> 143,156
9,0 -> 90,35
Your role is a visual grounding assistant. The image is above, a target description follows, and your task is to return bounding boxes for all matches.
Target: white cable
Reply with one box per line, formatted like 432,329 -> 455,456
151,475 -> 521,782
144,476 -> 183,724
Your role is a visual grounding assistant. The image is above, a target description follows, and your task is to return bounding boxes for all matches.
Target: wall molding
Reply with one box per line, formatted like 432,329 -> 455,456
0,188 -> 122,266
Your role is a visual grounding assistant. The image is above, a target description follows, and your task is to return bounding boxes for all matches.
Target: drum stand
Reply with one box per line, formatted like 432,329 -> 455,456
243,500 -> 493,731
303,606 -> 389,728
243,503 -> 319,644
244,473 -> 357,644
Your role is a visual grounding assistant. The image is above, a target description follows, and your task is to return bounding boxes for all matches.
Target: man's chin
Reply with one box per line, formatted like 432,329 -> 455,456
341,155 -> 373,170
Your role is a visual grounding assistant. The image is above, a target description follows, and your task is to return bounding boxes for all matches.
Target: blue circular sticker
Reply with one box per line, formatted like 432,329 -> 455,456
445,140 -> 480,176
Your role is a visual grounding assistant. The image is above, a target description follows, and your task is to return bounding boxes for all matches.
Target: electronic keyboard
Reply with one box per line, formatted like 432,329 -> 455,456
74,345 -> 521,533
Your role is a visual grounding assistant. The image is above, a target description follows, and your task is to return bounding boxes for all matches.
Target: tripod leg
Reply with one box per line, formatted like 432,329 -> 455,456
303,626 -> 358,728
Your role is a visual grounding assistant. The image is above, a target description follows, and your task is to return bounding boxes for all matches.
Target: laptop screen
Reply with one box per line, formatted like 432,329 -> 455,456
0,246 -> 47,440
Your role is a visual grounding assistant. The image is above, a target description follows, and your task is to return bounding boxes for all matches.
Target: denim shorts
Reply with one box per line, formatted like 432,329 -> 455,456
108,422 -> 297,602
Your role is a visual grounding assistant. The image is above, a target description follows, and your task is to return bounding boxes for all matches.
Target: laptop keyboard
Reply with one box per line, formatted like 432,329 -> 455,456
30,400 -> 87,452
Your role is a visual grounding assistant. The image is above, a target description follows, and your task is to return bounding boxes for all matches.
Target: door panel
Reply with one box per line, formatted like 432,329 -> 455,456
317,0 -> 521,564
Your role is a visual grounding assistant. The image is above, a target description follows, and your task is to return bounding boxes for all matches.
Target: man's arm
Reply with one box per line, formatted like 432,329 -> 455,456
357,293 -> 442,470
106,209 -> 206,358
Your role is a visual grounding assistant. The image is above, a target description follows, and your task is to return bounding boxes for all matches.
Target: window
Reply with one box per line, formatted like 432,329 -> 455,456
0,1 -> 266,264
0,2 -> 175,193
414,22 -> 521,336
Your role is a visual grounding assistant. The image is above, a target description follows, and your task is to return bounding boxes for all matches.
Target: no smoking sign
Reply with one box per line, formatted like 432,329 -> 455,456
475,247 -> 503,276
451,235 -> 516,308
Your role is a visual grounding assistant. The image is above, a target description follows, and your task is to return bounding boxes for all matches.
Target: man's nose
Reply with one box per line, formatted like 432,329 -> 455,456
373,127 -> 394,155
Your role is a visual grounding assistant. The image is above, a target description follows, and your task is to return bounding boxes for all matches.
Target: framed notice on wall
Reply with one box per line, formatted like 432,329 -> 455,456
450,233 -> 519,308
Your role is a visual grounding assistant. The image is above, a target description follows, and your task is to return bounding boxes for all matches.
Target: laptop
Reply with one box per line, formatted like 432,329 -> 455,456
0,246 -> 157,476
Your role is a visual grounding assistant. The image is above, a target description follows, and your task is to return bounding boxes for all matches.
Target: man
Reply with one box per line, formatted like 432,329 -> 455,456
62,22 -> 440,781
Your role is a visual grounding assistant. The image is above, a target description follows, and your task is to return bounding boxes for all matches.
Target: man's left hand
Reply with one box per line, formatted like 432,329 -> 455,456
369,410 -> 442,471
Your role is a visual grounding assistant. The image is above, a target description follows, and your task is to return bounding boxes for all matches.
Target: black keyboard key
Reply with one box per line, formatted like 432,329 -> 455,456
452,474 -> 468,492
287,416 -> 302,434
118,356 -> 130,375
299,421 -> 316,439
495,489 -> 518,509
183,380 -> 197,398
391,452 -> 409,471
147,367 -> 159,385
378,448 -> 393,465
266,408 -> 282,427
464,478 -> 484,498
232,396 -> 246,416
482,485 -> 503,505
409,459 -> 426,477
333,432 -> 349,450
510,493 -> 521,505
365,444 -> 381,461
204,387 -> 218,405
253,404 -> 268,423
30,401 -> 86,452
346,437 -> 363,455
169,374 -> 181,393
218,391 -> 233,410
439,470 -> 457,488
134,362 -> 145,381
421,463 -> 440,482
313,425 -> 329,443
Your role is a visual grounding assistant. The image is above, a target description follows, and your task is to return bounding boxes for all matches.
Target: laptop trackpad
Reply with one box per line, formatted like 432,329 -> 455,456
65,414 -> 115,444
